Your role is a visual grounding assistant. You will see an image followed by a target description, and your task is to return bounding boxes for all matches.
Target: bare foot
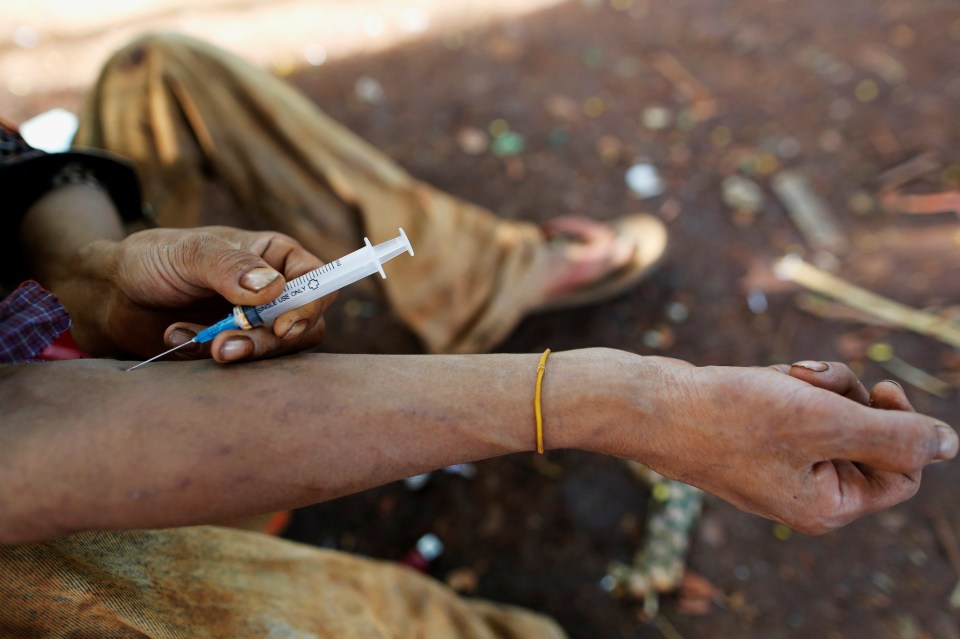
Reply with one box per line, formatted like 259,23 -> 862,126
532,214 -> 667,311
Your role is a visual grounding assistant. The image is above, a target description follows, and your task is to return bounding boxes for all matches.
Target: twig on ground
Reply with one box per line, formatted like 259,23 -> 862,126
772,172 -> 848,253
926,506 -> 960,610
878,151 -> 941,192
774,255 -> 960,348
881,190 -> 960,220
650,51 -> 717,120
869,353 -> 953,397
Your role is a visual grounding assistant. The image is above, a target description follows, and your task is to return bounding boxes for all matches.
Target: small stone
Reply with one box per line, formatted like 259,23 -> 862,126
304,43 -> 327,66
665,301 -> 689,324
355,76 -> 386,104
488,118 -> 510,137
642,106 -> 672,131
583,96 -> 606,118
403,473 -> 431,490
867,342 -> 894,362
626,163 -> 665,198
722,175 -> 765,212
596,135 -> 622,165
491,132 -> 524,157
747,289 -> 768,314
855,79 -> 880,102
773,523 -> 793,541
847,191 -> 875,215
456,127 -> 489,155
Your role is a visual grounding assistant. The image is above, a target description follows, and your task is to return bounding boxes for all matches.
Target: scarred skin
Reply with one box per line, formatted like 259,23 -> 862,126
1,182 -> 956,546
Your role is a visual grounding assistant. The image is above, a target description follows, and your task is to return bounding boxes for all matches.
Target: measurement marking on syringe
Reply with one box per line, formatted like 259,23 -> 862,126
288,259 -> 343,289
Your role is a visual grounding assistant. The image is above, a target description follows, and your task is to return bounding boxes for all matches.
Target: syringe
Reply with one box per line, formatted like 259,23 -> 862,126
127,228 -> 414,371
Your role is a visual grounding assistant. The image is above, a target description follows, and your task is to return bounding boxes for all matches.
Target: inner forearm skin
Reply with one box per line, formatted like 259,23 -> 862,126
0,348 -> 657,544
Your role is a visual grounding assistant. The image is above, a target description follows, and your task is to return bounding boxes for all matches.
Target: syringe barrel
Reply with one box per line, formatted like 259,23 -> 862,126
249,229 -> 412,327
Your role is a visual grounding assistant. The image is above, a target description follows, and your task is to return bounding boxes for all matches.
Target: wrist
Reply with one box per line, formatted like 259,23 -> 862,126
542,348 -> 692,460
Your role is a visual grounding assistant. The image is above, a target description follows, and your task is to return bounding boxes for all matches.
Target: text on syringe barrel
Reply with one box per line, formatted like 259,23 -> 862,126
253,258 -> 349,324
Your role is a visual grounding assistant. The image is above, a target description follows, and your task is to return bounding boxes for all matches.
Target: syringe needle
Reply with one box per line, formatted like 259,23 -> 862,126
125,340 -> 196,372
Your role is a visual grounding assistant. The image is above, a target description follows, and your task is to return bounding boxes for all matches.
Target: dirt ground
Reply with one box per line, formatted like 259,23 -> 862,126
5,0 -> 960,637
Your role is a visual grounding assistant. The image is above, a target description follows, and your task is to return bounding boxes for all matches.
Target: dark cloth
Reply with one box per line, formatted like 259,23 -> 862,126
0,118 -> 145,289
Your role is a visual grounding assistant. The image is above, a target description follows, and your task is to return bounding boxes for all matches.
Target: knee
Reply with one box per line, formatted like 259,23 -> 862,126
106,32 -> 197,71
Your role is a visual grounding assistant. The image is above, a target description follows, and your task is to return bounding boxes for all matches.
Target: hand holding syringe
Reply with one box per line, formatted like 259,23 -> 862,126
127,228 -> 413,371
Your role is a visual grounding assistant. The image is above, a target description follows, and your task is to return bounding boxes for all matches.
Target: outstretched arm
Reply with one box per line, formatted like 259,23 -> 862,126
1,349 -> 954,544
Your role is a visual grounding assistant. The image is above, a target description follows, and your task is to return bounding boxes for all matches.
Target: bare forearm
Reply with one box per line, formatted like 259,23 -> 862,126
0,348 -> 652,543
3,350 -> 951,544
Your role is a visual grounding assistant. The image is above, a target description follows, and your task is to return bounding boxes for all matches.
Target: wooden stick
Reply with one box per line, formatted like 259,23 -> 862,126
927,507 -> 960,578
878,151 -> 941,192
651,51 -> 717,120
874,356 -> 953,397
772,172 -> 848,252
775,255 -> 960,348
882,190 -> 960,218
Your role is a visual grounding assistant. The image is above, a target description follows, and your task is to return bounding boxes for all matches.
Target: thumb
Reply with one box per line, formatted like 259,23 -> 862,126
838,408 -> 958,472
172,233 -> 286,306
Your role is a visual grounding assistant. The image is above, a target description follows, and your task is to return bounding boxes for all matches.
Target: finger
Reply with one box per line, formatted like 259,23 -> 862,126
869,380 -> 915,412
170,232 -> 288,306
788,361 -> 871,405
866,381 -> 917,477
161,324 -> 211,360
271,295 -> 336,340
209,317 -> 327,363
834,408 -> 958,471
814,460 -> 920,524
251,233 -> 324,281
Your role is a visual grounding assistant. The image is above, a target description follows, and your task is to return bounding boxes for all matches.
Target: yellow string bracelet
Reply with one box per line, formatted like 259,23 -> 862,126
534,348 -> 551,454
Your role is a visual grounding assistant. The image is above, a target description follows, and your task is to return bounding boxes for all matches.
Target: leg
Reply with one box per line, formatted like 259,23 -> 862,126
76,34 -> 666,353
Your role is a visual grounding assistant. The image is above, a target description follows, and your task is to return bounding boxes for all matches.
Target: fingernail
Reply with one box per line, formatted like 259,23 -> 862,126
881,379 -> 903,391
241,267 -> 280,292
791,360 -> 829,372
282,320 -> 307,340
220,336 -> 254,361
936,424 -> 958,460
168,328 -> 196,347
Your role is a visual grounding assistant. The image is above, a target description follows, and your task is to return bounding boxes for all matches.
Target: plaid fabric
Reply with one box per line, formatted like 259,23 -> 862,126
0,281 -> 70,363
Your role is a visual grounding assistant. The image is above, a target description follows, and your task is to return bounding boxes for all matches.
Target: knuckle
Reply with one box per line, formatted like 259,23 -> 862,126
896,438 -> 933,471
267,231 -> 302,249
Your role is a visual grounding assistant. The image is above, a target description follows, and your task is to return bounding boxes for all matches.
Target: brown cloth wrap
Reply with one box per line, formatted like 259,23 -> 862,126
0,526 -> 566,638
75,33 -> 559,354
